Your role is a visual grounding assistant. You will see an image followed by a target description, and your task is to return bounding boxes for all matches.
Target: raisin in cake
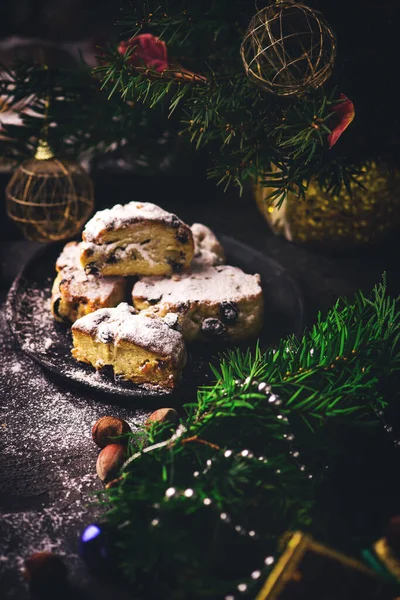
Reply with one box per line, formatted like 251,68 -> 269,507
51,241 -> 127,323
80,202 -> 194,277
132,265 -> 263,342
191,223 -> 225,267
71,303 -> 186,389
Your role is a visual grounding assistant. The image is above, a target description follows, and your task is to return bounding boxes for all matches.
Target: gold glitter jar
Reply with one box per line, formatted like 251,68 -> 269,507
255,162 -> 400,249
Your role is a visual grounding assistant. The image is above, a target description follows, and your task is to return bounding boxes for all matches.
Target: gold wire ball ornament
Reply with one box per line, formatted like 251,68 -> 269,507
254,162 -> 400,248
6,141 -> 94,243
241,1 -> 337,96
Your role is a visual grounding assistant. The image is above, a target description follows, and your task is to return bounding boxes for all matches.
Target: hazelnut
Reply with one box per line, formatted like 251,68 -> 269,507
92,416 -> 131,448
145,408 -> 178,428
24,551 -> 68,593
96,444 -> 126,483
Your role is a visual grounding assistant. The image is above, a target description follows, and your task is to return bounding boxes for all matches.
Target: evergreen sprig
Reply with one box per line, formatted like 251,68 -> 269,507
98,44 -> 348,203
0,61 -> 175,168
100,279 -> 400,599
0,0 -> 366,204
1,1 -> 398,205
95,0 -> 368,204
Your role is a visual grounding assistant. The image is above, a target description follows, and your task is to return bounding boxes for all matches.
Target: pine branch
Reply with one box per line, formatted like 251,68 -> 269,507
0,61 -> 174,165
97,278 -> 400,599
95,1 -> 368,202
1,0 -> 398,203
0,3 -> 364,201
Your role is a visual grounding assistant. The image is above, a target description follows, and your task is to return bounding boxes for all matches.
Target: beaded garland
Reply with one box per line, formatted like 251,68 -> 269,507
81,376 -> 311,598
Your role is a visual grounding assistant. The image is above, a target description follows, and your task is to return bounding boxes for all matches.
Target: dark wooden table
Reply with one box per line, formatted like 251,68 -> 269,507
1,166 -> 400,599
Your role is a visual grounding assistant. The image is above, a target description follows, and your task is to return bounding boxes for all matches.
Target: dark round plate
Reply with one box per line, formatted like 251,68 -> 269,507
5,236 -> 304,401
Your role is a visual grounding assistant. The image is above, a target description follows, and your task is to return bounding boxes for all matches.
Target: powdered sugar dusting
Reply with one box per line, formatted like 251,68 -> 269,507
55,241 -> 82,271
72,303 -> 186,358
7,265 -> 174,398
133,265 -> 262,304
0,307 -> 148,597
18,285 -> 53,353
82,201 -> 182,243
191,223 -> 225,267
56,269 -> 125,304
54,242 -> 126,303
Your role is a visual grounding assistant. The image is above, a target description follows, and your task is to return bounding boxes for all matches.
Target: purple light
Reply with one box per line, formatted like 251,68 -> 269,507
82,524 -> 101,543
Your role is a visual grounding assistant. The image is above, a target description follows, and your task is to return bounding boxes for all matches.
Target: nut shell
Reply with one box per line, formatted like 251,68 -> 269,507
92,416 -> 131,448
145,408 -> 178,428
96,443 -> 126,483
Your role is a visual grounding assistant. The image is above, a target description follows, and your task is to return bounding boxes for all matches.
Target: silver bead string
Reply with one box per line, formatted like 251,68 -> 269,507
373,405 -> 400,448
151,482 -> 277,600
223,552 -> 275,600
122,377 -> 310,598
121,423 -> 188,471
237,377 -> 312,479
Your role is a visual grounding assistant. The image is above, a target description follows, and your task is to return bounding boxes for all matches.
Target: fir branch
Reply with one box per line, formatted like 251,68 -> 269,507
96,1 -> 367,202
1,0 -> 397,202
0,61 -> 174,165
98,279 -> 400,599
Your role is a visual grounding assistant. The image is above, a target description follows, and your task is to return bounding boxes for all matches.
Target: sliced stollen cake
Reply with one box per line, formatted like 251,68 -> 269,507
51,241 -> 127,323
55,240 -> 83,272
191,223 -> 225,267
71,303 -> 187,389
80,201 -> 194,277
132,264 -> 264,342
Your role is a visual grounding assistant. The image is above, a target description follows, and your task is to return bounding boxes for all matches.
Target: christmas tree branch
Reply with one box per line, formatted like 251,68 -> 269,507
0,0 -> 367,203
94,0 -> 367,203
0,61 -> 174,166
98,278 -> 400,598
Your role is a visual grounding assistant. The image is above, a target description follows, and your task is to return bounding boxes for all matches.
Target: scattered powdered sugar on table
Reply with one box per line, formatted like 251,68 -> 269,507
17,286 -> 52,354
0,307 -> 149,598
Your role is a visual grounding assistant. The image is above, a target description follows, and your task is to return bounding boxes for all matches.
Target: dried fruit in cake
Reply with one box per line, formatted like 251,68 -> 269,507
191,223 -> 225,267
132,265 -> 263,342
71,303 -> 187,389
80,201 -> 194,277
51,241 -> 127,324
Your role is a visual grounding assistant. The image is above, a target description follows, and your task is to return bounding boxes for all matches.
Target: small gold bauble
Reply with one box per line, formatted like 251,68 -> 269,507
6,144 -> 94,242
255,162 -> 400,248
241,1 -> 336,97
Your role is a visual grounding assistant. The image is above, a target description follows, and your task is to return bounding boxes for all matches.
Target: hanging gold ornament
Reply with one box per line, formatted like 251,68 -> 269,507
241,1 -> 336,97
6,140 -> 94,243
255,162 -> 400,249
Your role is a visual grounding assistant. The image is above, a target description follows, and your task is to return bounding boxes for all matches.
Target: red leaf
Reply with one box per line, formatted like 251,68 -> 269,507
118,33 -> 168,73
328,94 -> 355,149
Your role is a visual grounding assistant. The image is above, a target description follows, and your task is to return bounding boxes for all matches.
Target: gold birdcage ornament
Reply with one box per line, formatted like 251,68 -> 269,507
6,140 -> 94,242
255,162 -> 400,249
241,1 -> 336,97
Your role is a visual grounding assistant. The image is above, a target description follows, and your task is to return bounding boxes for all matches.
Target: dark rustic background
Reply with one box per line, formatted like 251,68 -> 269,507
1,1 -> 400,598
